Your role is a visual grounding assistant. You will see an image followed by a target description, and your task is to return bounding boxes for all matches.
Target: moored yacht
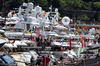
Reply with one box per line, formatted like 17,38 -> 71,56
0,29 -> 8,48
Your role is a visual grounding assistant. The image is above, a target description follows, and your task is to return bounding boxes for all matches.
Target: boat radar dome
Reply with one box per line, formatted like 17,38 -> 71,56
37,17 -> 42,24
55,8 -> 58,12
28,3 -> 34,9
27,16 -> 37,23
21,3 -> 27,9
35,6 -> 42,13
62,16 -> 70,25
23,3 -> 27,7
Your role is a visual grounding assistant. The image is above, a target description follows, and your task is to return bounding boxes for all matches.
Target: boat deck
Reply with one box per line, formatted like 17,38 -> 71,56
9,52 -> 26,66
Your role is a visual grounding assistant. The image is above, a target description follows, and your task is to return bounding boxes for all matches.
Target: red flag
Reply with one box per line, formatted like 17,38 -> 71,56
6,20 -> 8,22
93,40 -> 95,43
71,19 -> 73,22
11,40 -> 15,44
58,22 -> 61,24
68,37 -> 71,49
12,26 -> 14,28
30,35 -> 33,41
10,11 -> 13,14
78,27 -> 80,31
87,38 -> 89,43
80,40 -> 83,47
79,34 -> 82,39
6,24 -> 8,27
82,37 -> 86,42
36,29 -> 39,38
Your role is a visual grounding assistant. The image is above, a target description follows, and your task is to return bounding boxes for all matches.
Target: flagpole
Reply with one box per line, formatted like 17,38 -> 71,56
20,31 -> 25,41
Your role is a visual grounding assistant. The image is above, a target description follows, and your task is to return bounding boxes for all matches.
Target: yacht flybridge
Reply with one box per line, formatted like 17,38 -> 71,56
14,2 -> 61,31
3,2 -> 73,39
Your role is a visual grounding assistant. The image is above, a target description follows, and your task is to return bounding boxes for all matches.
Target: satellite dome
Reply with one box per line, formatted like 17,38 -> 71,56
28,2 -> 34,9
62,16 -> 70,25
23,3 -> 27,7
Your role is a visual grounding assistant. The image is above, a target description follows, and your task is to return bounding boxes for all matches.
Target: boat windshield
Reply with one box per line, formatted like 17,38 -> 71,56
0,58 -> 5,63
2,55 -> 14,64
10,19 -> 16,22
0,26 -> 2,29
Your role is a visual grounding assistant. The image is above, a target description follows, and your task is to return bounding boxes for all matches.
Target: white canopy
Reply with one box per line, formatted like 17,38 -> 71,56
22,40 -> 34,44
54,25 -> 66,29
4,43 -> 17,48
48,32 -> 58,36
10,40 -> 27,46
5,31 -> 37,37
69,34 -> 75,37
21,52 -> 31,63
51,42 -> 61,46
29,51 -> 39,60
88,43 -> 100,47
0,29 -> 5,33
63,50 -> 77,58
51,42 -> 81,47
72,35 -> 94,39
62,34 -> 70,38
61,42 -> 81,47
21,51 -> 39,63
62,44 -> 81,47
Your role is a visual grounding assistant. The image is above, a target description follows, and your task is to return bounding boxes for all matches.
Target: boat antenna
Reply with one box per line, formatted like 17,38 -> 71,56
49,5 -> 52,12
3,0 -> 6,26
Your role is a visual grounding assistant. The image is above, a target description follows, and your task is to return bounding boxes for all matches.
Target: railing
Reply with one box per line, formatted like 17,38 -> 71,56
77,58 -> 100,66
0,63 -> 17,66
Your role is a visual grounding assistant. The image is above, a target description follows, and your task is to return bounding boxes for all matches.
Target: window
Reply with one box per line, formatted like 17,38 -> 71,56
0,58 -> 5,63
2,55 -> 14,64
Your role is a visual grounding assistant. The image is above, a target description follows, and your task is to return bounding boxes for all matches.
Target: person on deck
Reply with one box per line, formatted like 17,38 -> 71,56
43,56 -> 50,66
36,56 -> 41,66
30,56 -> 34,66
60,55 -> 63,65
63,54 -> 69,64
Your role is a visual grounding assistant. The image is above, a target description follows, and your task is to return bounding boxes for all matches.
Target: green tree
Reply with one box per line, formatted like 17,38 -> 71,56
52,0 -> 60,8
37,0 -> 48,6
67,0 -> 82,9
47,0 -> 53,6
82,2 -> 92,10
93,2 -> 100,10
59,0 -> 67,8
